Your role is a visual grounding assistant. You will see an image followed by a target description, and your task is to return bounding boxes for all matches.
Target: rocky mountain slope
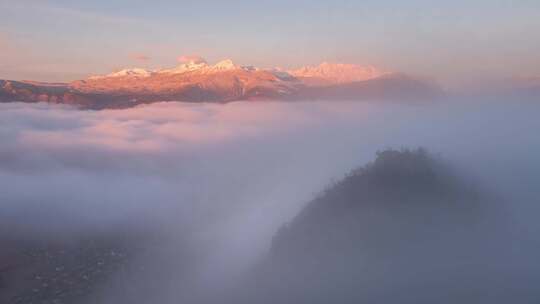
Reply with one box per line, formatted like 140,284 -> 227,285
0,60 -> 443,109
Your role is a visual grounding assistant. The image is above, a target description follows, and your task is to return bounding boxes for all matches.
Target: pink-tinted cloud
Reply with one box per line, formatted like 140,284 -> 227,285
177,55 -> 207,64
130,53 -> 151,62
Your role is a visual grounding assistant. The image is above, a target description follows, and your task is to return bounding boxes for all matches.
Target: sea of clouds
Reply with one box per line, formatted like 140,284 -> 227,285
1,99 -> 539,303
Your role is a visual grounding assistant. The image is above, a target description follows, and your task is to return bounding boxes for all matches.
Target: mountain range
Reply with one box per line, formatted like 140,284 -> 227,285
0,59 -> 444,109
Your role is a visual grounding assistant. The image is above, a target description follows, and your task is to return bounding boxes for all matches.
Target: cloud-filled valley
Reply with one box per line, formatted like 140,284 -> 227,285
1,99 -> 539,303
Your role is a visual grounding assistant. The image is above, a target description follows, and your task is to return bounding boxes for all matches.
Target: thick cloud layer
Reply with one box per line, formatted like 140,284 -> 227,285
1,99 -> 539,303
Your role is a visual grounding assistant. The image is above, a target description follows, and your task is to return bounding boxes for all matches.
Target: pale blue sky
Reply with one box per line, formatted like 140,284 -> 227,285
1,0 -> 539,87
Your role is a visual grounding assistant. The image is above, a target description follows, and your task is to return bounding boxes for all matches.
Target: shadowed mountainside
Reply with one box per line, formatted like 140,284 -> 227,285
235,149 -> 539,304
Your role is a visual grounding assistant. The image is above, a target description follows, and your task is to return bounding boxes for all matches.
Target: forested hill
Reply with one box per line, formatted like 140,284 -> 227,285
239,149 -> 536,304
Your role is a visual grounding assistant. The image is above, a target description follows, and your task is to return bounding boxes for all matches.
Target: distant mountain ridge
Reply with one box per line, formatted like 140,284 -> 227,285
289,62 -> 385,84
0,60 -> 443,109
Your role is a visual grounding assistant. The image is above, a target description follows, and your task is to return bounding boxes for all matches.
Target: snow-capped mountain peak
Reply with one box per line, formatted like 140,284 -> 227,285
212,59 -> 239,70
89,68 -> 152,80
159,60 -> 209,74
158,59 -> 242,74
85,61 -> 387,84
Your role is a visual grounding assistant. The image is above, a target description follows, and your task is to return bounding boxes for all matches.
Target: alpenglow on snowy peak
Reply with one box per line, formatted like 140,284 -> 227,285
212,59 -> 240,70
0,58 -> 443,109
158,58 -> 242,75
87,59 -> 383,81
104,58 -> 244,76
158,60 -> 209,74
88,68 -> 152,80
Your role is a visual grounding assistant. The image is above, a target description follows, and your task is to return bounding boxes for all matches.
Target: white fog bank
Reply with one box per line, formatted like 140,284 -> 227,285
1,99 -> 539,303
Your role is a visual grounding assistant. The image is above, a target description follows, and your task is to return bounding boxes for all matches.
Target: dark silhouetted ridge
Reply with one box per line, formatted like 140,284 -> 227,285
237,149 -> 533,304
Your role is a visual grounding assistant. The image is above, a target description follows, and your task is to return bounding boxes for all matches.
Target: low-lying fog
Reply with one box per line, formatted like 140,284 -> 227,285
1,98 -> 539,303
